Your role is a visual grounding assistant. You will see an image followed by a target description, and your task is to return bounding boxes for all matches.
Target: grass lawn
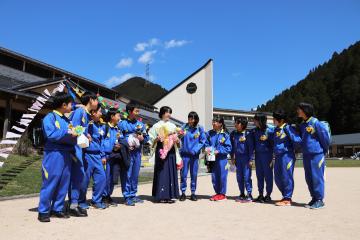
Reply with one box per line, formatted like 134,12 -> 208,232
0,155 -> 359,198
0,154 -> 153,198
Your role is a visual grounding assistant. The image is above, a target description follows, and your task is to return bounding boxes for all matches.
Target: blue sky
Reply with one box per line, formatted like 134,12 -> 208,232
1,0 -> 359,110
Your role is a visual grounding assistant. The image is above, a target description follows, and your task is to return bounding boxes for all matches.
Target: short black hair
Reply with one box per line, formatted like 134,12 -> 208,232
273,109 -> 287,122
188,111 -> 199,126
159,106 -> 172,119
254,112 -> 268,131
235,117 -> 248,129
52,92 -> 73,109
126,102 -> 141,113
298,102 -> 314,118
105,107 -> 119,122
90,103 -> 102,114
80,91 -> 97,105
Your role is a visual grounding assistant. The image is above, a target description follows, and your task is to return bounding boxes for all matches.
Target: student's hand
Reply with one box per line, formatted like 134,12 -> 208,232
214,150 -> 219,155
87,134 -> 92,142
102,158 -> 106,165
157,136 -> 163,142
129,146 -> 135,151
249,161 -> 253,168
137,134 -> 144,142
231,159 -> 236,165
68,129 -> 78,137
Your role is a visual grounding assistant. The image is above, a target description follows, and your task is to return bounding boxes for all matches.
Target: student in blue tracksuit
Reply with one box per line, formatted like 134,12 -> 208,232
252,113 -> 275,203
205,117 -> 232,202
179,111 -> 206,202
272,109 -> 302,206
38,92 -> 77,222
118,103 -> 149,206
230,117 -> 254,203
83,104 -> 107,209
102,107 -> 122,207
297,102 -> 330,209
68,92 -> 98,217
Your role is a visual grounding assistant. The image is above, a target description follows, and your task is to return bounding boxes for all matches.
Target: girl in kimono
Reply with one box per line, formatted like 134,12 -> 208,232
148,106 -> 183,203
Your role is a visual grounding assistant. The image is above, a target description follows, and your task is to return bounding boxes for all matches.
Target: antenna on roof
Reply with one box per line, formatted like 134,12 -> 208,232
145,62 -> 150,87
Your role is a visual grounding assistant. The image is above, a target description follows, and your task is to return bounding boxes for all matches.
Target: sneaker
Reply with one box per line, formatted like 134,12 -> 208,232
90,202 -> 107,209
215,194 -> 227,202
104,196 -> 118,207
304,199 -> 316,208
235,194 -> 246,202
179,193 -> 186,201
79,202 -> 89,210
254,195 -> 265,203
210,194 -> 219,201
50,211 -> 70,218
275,199 -> 292,206
244,194 -> 253,202
133,196 -> 144,204
190,194 -> 198,201
309,200 -> 325,210
125,198 -> 135,206
264,195 -> 272,203
38,213 -> 50,223
69,207 -> 87,217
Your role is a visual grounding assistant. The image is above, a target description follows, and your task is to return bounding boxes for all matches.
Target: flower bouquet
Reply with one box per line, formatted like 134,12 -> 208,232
205,146 -> 216,162
128,133 -> 140,148
69,125 -> 89,148
158,125 -> 179,160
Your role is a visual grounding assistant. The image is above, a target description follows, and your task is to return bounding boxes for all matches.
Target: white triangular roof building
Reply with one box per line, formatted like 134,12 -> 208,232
153,59 -> 213,130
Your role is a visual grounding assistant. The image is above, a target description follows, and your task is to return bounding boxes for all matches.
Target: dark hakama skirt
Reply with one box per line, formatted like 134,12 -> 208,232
152,142 -> 180,201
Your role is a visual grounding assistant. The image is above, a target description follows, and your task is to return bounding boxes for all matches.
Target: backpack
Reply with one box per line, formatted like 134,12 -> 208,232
309,118 -> 332,141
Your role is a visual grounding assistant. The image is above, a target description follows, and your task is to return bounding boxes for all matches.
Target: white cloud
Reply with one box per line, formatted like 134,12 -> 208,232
138,50 -> 157,64
105,73 -> 134,87
134,38 -> 160,52
115,57 -> 133,68
164,39 -> 189,49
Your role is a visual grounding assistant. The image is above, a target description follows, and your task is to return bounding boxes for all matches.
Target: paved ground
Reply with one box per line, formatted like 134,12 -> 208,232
0,168 -> 359,240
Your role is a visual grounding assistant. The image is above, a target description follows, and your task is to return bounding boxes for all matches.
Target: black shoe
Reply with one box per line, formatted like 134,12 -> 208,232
51,211 -> 70,219
245,194 -> 253,202
69,207 -> 87,217
104,196 -> 118,207
166,199 -> 176,204
264,195 -> 272,203
179,193 -> 186,201
305,199 -> 316,208
254,195 -> 265,203
38,213 -> 50,222
190,194 -> 198,201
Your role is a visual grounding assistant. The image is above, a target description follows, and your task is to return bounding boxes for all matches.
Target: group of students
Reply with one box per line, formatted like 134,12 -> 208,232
37,91 -> 330,223
174,104 -> 330,209
38,91 -> 148,222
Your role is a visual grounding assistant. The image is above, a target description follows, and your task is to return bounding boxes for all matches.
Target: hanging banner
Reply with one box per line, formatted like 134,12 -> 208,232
0,82 -> 65,160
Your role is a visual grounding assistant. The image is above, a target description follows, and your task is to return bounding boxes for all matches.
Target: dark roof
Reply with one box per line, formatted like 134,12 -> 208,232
0,86 -> 39,99
0,74 -> 27,89
12,78 -> 65,91
151,59 -> 213,104
331,133 -> 360,145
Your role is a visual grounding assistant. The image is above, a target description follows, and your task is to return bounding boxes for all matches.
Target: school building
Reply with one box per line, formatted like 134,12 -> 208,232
330,133 -> 360,157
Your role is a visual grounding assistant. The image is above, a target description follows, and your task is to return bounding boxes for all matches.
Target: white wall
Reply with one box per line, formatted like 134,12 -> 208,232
154,60 -> 213,130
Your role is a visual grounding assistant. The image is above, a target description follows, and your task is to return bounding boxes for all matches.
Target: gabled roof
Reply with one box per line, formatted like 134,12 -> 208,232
151,59 -> 213,104
332,133 -> 360,145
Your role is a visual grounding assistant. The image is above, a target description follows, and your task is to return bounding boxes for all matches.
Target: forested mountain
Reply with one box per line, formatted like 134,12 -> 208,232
258,41 -> 360,135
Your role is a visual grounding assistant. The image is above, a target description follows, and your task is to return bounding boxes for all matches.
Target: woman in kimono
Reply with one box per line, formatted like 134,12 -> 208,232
148,106 -> 183,203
